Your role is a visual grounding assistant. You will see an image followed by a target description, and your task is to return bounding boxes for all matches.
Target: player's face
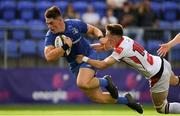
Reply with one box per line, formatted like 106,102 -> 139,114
105,31 -> 116,47
45,17 -> 62,34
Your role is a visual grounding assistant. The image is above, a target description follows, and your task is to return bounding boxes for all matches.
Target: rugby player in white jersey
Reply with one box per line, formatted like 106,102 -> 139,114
76,24 -> 180,114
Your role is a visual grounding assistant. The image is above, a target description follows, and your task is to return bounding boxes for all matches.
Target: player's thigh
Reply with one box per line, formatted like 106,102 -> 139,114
76,67 -> 95,85
151,91 -> 168,107
163,59 -> 177,85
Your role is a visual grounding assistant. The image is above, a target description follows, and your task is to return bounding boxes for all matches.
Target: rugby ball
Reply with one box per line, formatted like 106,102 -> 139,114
54,35 -> 71,56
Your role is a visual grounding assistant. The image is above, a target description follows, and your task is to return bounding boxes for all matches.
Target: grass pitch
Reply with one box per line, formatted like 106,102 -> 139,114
0,104 -> 178,116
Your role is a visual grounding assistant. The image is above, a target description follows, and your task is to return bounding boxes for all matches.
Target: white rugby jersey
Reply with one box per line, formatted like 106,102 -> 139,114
110,36 -> 162,79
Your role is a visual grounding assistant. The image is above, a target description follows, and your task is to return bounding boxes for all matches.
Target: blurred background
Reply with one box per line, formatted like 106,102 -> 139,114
0,0 -> 180,105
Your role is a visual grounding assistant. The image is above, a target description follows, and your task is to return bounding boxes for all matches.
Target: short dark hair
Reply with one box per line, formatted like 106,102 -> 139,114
106,24 -> 123,36
45,6 -> 62,19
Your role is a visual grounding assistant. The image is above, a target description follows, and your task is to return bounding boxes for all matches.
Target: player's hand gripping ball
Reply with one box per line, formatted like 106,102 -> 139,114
54,35 -> 72,56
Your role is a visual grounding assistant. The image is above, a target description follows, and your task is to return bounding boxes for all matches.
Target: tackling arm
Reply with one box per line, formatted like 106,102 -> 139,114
83,56 -> 116,69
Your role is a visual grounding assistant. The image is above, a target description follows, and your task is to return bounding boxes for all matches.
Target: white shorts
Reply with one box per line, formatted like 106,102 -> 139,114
150,59 -> 172,93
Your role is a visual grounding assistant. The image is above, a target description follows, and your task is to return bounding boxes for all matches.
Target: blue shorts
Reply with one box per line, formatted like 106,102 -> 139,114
70,50 -> 99,78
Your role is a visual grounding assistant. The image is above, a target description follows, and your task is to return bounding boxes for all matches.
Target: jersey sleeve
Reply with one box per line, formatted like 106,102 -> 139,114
75,20 -> 88,33
44,30 -> 55,46
110,47 -> 125,61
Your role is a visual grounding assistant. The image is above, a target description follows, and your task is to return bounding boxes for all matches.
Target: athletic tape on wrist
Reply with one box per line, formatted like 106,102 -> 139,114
82,56 -> 89,62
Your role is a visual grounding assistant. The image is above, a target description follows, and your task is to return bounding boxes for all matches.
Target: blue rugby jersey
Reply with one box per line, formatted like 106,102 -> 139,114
45,19 -> 92,69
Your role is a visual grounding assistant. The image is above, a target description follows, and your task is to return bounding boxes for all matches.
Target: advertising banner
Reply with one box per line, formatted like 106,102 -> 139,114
0,68 -> 179,104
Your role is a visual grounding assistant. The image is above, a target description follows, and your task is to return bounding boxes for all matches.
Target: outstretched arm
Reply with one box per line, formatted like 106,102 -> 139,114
76,55 -> 116,69
157,33 -> 180,57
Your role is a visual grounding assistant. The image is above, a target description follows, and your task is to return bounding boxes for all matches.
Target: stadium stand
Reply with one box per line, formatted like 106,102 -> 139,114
17,1 -> 34,21
147,40 -> 163,55
172,21 -> 180,29
0,0 -> 180,68
1,40 -> 20,58
171,45 -> 180,61
92,1 -> 107,17
159,21 -> 172,29
150,2 -> 162,18
19,40 -> 36,56
35,1 -> 52,20
27,20 -> 46,40
0,20 -> 8,41
162,2 -> 178,21
0,1 -> 16,21
10,19 -> 27,41
72,1 -> 88,16
54,1 -> 68,13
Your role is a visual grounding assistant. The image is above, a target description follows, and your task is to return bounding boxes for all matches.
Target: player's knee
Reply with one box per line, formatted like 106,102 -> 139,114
77,81 -> 90,89
77,77 -> 96,89
156,108 -> 164,114
155,101 -> 169,114
76,82 -> 85,89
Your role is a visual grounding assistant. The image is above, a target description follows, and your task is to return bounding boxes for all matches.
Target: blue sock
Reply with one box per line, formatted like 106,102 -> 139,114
117,97 -> 128,104
99,78 -> 108,87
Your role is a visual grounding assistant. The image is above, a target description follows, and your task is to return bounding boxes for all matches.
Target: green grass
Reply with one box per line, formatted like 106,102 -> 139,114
0,104 -> 178,116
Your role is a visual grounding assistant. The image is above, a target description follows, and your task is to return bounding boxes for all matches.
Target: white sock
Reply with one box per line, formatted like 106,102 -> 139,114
169,102 -> 180,114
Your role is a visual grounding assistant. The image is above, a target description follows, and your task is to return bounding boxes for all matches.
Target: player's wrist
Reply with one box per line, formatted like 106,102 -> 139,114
82,56 -> 89,62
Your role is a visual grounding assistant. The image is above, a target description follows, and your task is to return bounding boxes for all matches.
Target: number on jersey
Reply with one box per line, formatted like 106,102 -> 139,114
132,41 -> 153,65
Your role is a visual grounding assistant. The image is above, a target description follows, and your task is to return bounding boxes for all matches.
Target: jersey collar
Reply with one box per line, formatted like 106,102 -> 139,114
115,37 -> 124,48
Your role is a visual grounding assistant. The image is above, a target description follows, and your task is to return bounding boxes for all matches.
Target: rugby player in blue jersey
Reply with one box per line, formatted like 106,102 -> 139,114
43,6 -> 142,113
